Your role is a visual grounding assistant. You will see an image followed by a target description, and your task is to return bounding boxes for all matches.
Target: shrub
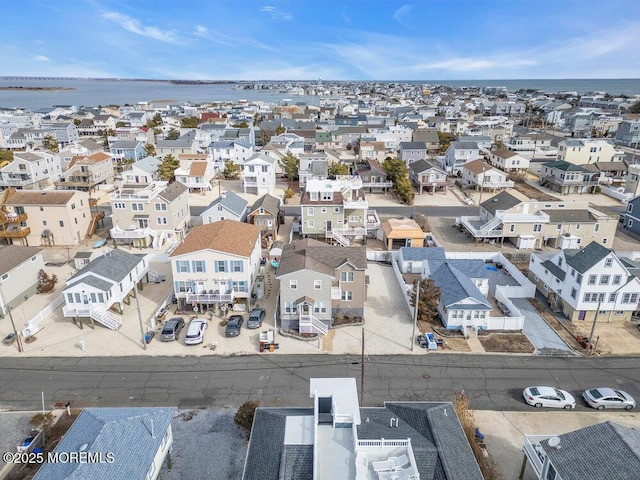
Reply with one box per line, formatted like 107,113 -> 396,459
234,400 -> 259,439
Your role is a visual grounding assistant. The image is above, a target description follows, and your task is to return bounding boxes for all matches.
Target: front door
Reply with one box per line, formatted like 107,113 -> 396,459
326,220 -> 332,232
137,218 -> 149,228
578,310 -> 586,321
194,281 -> 206,294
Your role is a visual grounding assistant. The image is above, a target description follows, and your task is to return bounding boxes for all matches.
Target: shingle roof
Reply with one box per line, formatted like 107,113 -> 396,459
540,421 -> 640,480
276,238 -> 367,277
188,161 -> 208,177
159,181 -> 188,202
400,141 -> 427,150
133,156 -> 161,174
451,141 -> 479,150
250,194 -> 281,216
564,241 -> 612,274
542,160 -> 590,172
480,191 -> 521,215
463,159 -> 492,175
0,245 -> 42,275
542,209 -> 594,224
400,247 -> 446,262
5,190 -> 77,205
409,159 -> 444,174
541,259 -> 566,281
66,249 -> 145,286
204,191 -> 248,217
431,261 -> 491,309
33,407 -> 175,480
492,148 -> 518,159
170,220 -> 261,258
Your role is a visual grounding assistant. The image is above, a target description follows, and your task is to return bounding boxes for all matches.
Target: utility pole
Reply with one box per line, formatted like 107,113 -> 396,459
588,300 -> 601,355
7,305 -> 23,353
134,280 -> 147,350
360,327 -> 365,406
411,281 -> 420,351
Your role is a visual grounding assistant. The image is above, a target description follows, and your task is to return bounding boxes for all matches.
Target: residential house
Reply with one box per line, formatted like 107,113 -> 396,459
174,153 -> 215,191
488,148 -> 530,172
615,120 -> 640,147
1,189 -> 92,247
209,140 -> 254,168
0,245 -> 44,315
504,133 -> 553,154
355,159 -> 393,192
538,160 -> 599,195
201,191 -> 248,224
381,217 -> 426,250
109,140 -> 147,163
409,160 -> 451,195
4,127 -> 53,151
33,407 -> 175,480
458,135 -> 492,151
247,193 -> 281,243
461,160 -> 514,191
359,140 -> 387,162
490,101 -> 526,116
622,195 -> 640,236
456,191 -> 618,249
61,248 -> 150,330
0,151 -> 63,190
110,181 -> 189,249
412,128 -> 440,152
169,220 -> 262,311
557,139 -> 626,165
441,141 -> 480,174
300,177 -> 380,246
40,122 -> 79,147
127,111 -> 147,127
276,239 -> 367,334
92,114 -> 118,133
398,141 -> 428,165
298,152 -> 328,187
120,156 -> 161,185
528,241 -> 640,323
625,164 -> 640,197
242,153 -> 276,195
156,137 -> 200,157
55,152 -> 114,191
242,377 -> 482,480
522,421 -> 640,480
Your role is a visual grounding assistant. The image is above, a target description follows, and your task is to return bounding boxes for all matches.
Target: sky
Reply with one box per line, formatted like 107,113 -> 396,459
1,0 -> 639,80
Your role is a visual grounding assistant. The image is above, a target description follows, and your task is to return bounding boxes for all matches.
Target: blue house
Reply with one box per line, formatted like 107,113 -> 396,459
623,195 -> 640,236
109,140 -> 147,162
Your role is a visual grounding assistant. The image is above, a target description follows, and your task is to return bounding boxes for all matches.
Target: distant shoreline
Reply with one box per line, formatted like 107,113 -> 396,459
0,86 -> 76,91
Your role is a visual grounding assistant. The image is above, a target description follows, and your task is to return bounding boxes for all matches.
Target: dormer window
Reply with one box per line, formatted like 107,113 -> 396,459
321,192 -> 332,201
310,192 -> 318,201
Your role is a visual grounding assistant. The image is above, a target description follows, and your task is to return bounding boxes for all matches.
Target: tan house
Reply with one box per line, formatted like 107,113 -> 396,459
110,181 -> 189,249
461,159 -> 514,191
247,193 -> 281,245
55,152 -> 114,191
276,238 -> 367,335
488,148 -> 530,172
174,154 -> 215,192
0,245 -> 44,314
1,189 -> 91,246
381,217 -> 426,250
169,220 -> 262,311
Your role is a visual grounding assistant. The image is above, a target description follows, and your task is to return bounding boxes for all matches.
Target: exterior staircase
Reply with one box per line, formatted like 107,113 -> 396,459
89,306 -> 122,330
86,210 -> 105,237
326,230 -> 351,247
148,268 -> 165,283
479,215 -> 503,234
299,314 -> 328,335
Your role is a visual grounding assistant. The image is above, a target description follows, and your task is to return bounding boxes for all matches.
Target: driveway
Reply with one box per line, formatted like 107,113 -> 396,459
512,298 -> 576,356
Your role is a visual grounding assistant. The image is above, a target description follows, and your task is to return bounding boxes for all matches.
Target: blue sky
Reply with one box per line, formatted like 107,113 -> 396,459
1,0 -> 639,80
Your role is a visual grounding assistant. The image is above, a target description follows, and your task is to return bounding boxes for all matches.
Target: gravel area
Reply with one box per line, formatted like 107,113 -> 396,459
160,409 -> 247,480
512,298 -> 575,356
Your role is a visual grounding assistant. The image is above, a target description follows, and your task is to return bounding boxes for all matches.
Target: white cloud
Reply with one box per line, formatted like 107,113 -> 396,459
393,5 -> 413,25
260,6 -> 292,21
193,25 -> 233,46
102,11 -> 181,43
414,57 -> 537,72
33,55 -> 50,62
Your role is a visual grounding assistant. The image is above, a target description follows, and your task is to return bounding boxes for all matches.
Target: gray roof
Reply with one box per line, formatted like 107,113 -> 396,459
250,193 -> 281,216
156,138 -> 194,148
542,160 -> 590,172
0,245 -> 42,275
33,407 -> 175,480
204,191 -> 248,217
400,247 -> 446,262
276,238 -> 367,277
539,421 -> 640,480
620,257 -> 640,280
541,260 -> 566,281
480,190 -> 521,216
431,261 -> 491,309
410,159 -> 445,174
109,140 -> 141,149
450,141 -> 479,150
159,181 -> 188,202
66,248 -> 145,286
133,156 -> 161,174
542,209 -> 594,224
564,241 -> 612,274
400,141 -> 427,150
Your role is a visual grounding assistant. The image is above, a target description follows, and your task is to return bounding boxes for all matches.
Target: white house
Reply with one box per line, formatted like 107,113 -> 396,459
461,160 -> 514,191
489,148 -> 530,172
61,248 -> 150,330
174,153 -> 215,192
242,153 -> 276,195
200,191 -> 248,224
528,241 -> 640,323
0,245 -> 44,315
170,220 -> 262,311
441,141 -> 479,174
0,151 -> 63,190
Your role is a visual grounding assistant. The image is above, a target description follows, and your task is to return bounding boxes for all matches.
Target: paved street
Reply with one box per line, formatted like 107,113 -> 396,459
1,354 -> 639,412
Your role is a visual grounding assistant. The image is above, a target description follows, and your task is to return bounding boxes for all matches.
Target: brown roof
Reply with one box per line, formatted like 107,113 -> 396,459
492,148 -> 517,159
300,190 -> 344,205
463,159 -> 492,175
188,161 -> 208,177
68,152 -> 111,169
276,238 -> 367,277
170,220 -> 261,258
5,190 -> 77,205
178,154 -> 208,160
0,245 -> 43,275
159,181 -> 188,203
361,141 -> 386,151
381,218 -> 426,239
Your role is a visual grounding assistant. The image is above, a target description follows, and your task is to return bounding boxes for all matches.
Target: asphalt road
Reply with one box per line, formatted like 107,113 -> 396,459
1,354 -> 639,412
282,205 -> 479,217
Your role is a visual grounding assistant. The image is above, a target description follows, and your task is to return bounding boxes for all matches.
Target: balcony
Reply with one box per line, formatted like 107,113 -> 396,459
361,180 -> 393,188
343,197 -> 368,209
185,289 -> 234,304
0,226 -> 31,238
1,176 -> 31,186
110,226 -> 152,239
1,212 -> 28,223
502,211 -> 550,224
366,210 -> 380,230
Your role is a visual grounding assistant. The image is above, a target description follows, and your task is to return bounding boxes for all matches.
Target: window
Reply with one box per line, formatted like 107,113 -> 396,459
98,293 -> 104,302
307,207 -> 314,216
570,288 -> 577,299
192,261 -> 205,273
576,224 -> 580,230
594,223 -> 599,232
533,224 -> 542,232
155,203 -> 167,211
577,273 -> 583,283
600,275 -> 610,285
231,260 -> 243,272
321,192 -> 332,201
613,274 -> 622,285
509,224 -> 515,232
157,217 -> 168,225
59,220 -> 64,227
340,271 -> 354,282
31,256 -> 37,262
313,301 -> 328,314
174,281 -> 191,293
609,293 -> 617,303
588,275 -> 596,285
321,207 -> 327,214
570,269 -> 575,277
310,192 -> 318,201
215,261 -> 227,272
42,220 -> 47,226
334,207 -> 340,213
605,258 -> 613,268
175,261 -> 190,273
132,203 -> 144,211
71,203 -> 76,210
290,280 -> 298,290
341,291 -> 352,301
66,293 -> 74,303
314,280 -> 322,290
284,301 -> 296,314
349,215 -> 359,222
307,220 -> 314,228
623,293 -> 639,304
113,202 -> 126,209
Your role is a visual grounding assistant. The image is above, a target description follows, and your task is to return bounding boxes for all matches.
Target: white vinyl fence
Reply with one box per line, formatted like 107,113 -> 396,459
22,294 -> 64,337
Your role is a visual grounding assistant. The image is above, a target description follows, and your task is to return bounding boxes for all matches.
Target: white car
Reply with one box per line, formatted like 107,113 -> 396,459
523,386 -> 576,409
184,318 -> 207,345
583,388 -> 636,410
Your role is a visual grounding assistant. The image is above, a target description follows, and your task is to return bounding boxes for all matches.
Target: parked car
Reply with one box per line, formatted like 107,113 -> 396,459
583,388 -> 636,410
184,318 -> 208,345
160,317 -> 185,342
523,386 -> 576,409
247,308 -> 266,329
225,315 -> 244,337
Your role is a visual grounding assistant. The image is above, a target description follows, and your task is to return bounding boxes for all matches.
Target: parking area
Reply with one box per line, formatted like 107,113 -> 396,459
0,411 -> 39,471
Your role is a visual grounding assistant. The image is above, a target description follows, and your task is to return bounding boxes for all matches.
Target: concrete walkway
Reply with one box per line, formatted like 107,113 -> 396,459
512,298 -> 576,356
466,335 -> 486,353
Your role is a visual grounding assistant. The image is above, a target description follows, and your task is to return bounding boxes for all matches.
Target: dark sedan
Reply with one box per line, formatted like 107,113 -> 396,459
225,315 -> 244,337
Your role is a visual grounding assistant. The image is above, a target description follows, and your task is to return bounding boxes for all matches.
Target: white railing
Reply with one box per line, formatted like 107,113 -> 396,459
326,230 -> 351,247
336,227 -> 367,236
361,180 -> 393,188
22,294 -> 64,337
356,439 -> 410,448
336,175 -> 363,190
243,180 -> 259,187
333,413 -> 353,426
148,268 -> 165,283
502,212 -> 550,223
62,304 -> 122,330
523,435 -> 551,478
344,198 -> 368,209
457,216 -> 503,237
186,289 -> 234,303
111,191 -> 156,200
2,177 -> 30,186
299,314 -> 328,335
110,226 -> 153,239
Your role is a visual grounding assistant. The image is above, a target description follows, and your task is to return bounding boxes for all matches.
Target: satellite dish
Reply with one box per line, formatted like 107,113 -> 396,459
548,436 -> 561,448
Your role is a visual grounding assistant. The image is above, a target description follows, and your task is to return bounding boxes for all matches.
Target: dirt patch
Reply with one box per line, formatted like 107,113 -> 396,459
513,182 -> 559,202
477,332 -> 535,353
322,329 -> 335,351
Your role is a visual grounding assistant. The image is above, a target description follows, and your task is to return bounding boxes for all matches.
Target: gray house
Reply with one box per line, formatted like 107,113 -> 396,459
201,191 -> 248,224
622,195 -> 640,236
298,152 -> 329,187
247,193 -> 281,243
355,159 -> 393,192
276,239 -> 367,335
399,141 -> 428,165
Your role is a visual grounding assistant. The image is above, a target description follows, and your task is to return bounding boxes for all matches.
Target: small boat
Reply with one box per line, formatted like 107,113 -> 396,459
93,238 -> 108,249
